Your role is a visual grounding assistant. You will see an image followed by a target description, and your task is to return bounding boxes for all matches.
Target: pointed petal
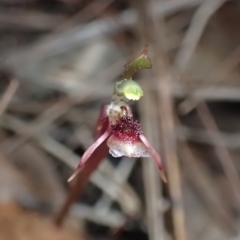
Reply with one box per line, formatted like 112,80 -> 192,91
55,139 -> 109,225
94,104 -> 109,140
139,134 -> 167,183
95,118 -> 109,141
71,141 -> 109,187
68,127 -> 111,182
68,167 -> 81,182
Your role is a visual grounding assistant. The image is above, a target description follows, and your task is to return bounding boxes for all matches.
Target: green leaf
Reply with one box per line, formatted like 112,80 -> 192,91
122,45 -> 152,80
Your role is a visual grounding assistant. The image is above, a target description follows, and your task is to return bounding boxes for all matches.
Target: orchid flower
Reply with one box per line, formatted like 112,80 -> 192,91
68,46 -> 167,183
55,45 -> 167,227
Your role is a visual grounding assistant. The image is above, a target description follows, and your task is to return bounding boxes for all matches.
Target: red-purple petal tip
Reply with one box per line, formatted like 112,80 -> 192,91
68,127 -> 112,182
139,134 -> 167,183
68,168 -> 81,182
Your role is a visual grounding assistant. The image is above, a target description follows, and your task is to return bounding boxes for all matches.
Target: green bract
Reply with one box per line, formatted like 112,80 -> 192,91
121,45 -> 152,80
116,79 -> 143,101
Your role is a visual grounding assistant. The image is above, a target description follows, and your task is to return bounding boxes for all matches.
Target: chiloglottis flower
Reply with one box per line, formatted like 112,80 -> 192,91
68,105 -> 167,183
56,45 -> 166,227
68,47 -> 167,184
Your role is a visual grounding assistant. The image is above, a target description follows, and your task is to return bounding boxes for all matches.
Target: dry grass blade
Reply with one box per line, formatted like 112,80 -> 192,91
5,95 -> 89,153
196,102 -> 240,209
3,0 -> 205,65
140,87 -> 167,240
0,10 -> 66,31
179,44 -> 240,114
93,157 -> 137,213
177,126 -> 240,149
174,0 -> 226,72
70,203 -> 126,228
55,139 -> 109,226
0,79 -> 18,116
55,0 -> 115,31
179,142 -> 238,233
153,47 -> 187,240
0,114 -> 141,218
136,0 -> 187,238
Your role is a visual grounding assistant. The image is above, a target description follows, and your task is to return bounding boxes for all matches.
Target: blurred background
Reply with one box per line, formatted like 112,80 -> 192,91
0,0 -> 240,239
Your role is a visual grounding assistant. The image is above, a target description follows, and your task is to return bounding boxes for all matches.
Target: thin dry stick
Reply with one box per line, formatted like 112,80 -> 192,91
94,158 -> 137,213
4,0 -> 205,66
175,115 -> 239,232
179,44 -> 240,114
179,141 -> 239,232
174,0 -> 226,72
4,94 -> 91,154
196,102 -> 240,207
0,113 -> 140,216
140,87 -> 166,240
4,80 -> 115,154
0,79 -> 18,116
2,2 -> 206,96
173,0 -> 240,207
131,2 -> 168,238
154,49 -> 187,240
55,0 -> 115,31
70,203 -> 125,228
177,125 -> 240,149
143,1 -> 187,240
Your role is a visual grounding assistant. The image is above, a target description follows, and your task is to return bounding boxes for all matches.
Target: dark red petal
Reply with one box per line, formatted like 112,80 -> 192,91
139,134 -> 167,183
95,118 -> 109,141
55,136 -> 109,226
70,141 -> 109,189
68,127 -> 112,182
94,104 -> 109,140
